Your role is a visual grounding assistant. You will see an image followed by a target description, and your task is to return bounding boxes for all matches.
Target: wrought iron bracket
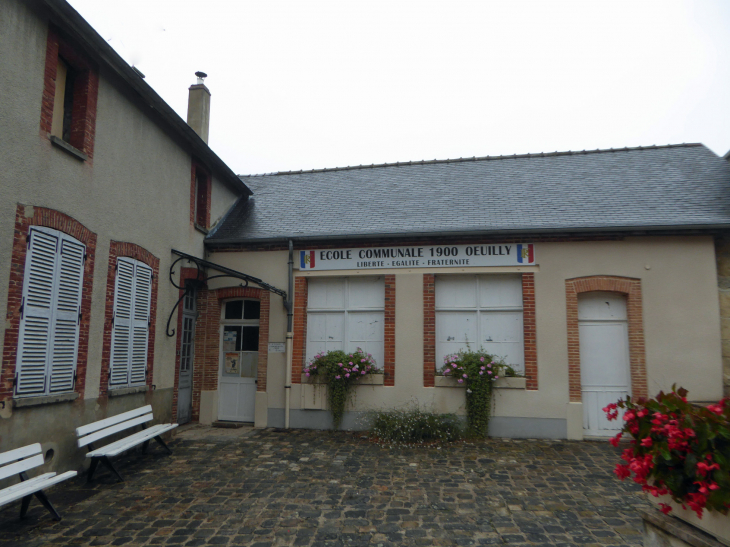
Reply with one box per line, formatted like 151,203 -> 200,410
166,249 -> 287,337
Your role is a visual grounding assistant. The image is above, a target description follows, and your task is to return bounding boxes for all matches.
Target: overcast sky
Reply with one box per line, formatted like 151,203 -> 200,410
67,0 -> 730,175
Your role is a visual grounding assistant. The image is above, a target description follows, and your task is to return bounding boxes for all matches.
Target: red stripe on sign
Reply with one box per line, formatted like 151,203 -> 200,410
528,244 -> 534,263
310,250 -> 315,268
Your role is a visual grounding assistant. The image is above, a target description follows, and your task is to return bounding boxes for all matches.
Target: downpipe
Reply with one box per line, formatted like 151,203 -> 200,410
284,240 -> 294,428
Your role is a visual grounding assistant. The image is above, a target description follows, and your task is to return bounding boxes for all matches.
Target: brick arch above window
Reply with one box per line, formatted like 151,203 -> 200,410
1,205 -> 97,402
565,275 -> 647,402
99,241 -> 160,397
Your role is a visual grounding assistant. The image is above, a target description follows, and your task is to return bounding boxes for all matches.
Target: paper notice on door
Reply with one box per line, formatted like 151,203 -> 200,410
225,352 -> 239,374
223,331 -> 237,352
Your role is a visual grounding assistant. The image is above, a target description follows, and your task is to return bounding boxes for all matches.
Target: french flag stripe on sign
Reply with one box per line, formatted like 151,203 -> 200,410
300,250 -> 316,269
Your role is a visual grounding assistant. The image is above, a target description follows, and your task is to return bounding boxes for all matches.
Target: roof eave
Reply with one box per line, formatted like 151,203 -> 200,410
205,223 -> 730,248
42,0 -> 252,197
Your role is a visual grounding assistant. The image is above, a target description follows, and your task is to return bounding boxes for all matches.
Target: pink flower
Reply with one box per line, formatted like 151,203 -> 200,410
452,364 -> 457,368
659,503 -> 672,515
345,373 -> 350,378
479,371 -> 483,375
480,366 -> 485,370
457,379 -> 463,383
349,362 -> 353,365
338,363 -> 343,367
480,357 -> 485,362
487,371 -> 492,375
707,404 -> 723,415
462,374 -> 467,378
361,371 -> 366,375
305,372 -> 310,377
361,359 -> 366,362
494,376 -> 499,379
335,375 -> 341,379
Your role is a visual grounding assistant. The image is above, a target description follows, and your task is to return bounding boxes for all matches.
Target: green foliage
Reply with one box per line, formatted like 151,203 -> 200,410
304,348 -> 380,429
368,406 -> 463,445
437,348 -> 519,437
607,386 -> 730,517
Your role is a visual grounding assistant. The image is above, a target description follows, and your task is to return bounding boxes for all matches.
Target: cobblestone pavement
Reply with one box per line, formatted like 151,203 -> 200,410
0,428 -> 649,547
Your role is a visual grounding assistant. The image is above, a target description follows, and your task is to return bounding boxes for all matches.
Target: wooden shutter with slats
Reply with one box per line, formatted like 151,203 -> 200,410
15,227 -> 85,396
110,258 -> 151,387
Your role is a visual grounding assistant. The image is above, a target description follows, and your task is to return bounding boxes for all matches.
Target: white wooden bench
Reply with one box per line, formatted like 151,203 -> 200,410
76,405 -> 178,482
0,443 -> 77,520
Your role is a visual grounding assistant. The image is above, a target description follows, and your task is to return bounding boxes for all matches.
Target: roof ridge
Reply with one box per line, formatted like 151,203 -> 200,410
238,143 -> 704,178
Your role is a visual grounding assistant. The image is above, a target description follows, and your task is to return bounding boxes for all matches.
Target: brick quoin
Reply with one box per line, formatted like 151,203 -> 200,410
565,276 -> 647,402
39,25 -> 98,160
171,267 -> 205,423
384,275 -> 396,386
291,277 -> 308,384
190,286 -> 270,422
522,273 -> 538,390
423,274 -> 435,387
423,273 -> 537,389
99,242 -> 160,398
1,205 -> 96,403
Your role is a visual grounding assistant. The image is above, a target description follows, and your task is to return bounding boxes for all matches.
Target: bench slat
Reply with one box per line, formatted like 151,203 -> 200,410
0,444 -> 42,467
86,423 -> 178,458
0,472 -> 55,499
78,413 -> 153,448
0,471 -> 77,507
76,405 -> 152,438
0,454 -> 44,481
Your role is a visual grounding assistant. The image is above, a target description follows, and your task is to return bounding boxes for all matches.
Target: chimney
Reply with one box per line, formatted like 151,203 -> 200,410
187,71 -> 210,143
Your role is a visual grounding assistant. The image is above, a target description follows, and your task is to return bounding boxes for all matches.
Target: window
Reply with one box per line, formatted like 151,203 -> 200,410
109,258 -> 153,388
435,274 -> 524,371
40,27 -> 98,160
221,299 -> 260,378
192,163 -> 211,229
306,277 -> 385,366
15,227 -> 86,396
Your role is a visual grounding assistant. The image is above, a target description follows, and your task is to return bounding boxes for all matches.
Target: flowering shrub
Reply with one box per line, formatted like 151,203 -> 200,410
304,348 -> 381,428
368,406 -> 463,446
437,349 -> 516,437
604,387 -> 730,518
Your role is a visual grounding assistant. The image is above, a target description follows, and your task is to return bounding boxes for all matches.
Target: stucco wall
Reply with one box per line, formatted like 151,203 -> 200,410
207,236 -> 723,436
0,0 -> 240,452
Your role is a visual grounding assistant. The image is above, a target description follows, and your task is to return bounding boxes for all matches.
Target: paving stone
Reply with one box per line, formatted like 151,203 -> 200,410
0,429 -> 649,547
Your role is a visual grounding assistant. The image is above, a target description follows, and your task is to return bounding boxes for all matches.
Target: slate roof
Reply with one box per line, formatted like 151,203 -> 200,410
207,144 -> 730,244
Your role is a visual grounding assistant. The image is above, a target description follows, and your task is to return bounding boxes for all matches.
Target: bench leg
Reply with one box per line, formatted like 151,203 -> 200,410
34,490 -> 61,521
19,495 -> 32,519
100,457 -> 124,482
153,435 -> 172,455
87,458 -> 100,483
141,440 -> 150,454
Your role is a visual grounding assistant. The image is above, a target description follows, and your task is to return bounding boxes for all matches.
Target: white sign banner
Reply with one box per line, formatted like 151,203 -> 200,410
296,244 -> 535,271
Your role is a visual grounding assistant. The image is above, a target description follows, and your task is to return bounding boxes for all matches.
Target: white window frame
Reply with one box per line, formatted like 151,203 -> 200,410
109,257 -> 153,389
14,226 -> 86,397
435,274 -> 525,372
220,298 -> 261,379
306,276 -> 385,366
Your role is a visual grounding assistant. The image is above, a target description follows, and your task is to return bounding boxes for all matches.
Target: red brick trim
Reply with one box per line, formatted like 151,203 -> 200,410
423,274 -> 435,387
292,277 -> 308,384
384,274 -> 396,386
191,160 -> 212,229
171,267 -> 204,422
190,287 -> 270,421
565,276 -> 647,402
522,273 -> 537,390
99,242 -> 160,397
1,205 -> 97,403
39,25 -> 98,160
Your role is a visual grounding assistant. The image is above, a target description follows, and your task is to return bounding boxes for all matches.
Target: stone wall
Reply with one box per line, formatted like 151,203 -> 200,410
715,236 -> 730,398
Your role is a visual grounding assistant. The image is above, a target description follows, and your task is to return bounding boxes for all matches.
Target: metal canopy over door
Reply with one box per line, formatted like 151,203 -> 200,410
218,299 -> 259,422
177,285 -> 196,424
579,292 -> 631,436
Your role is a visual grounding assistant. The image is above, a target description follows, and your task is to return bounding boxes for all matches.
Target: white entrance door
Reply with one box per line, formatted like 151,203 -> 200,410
578,292 -> 631,436
218,299 -> 259,422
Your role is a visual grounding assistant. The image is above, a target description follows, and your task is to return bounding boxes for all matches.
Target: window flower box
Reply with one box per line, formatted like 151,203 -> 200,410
646,492 -> 730,545
435,375 -> 526,389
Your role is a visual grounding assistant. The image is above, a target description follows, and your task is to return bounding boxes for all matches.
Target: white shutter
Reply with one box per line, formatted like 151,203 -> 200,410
16,228 -> 85,396
110,259 -> 134,386
130,262 -> 152,385
48,237 -> 85,392
15,230 -> 58,395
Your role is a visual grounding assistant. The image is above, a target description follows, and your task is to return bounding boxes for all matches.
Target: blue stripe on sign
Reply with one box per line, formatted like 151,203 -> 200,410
300,251 -> 306,269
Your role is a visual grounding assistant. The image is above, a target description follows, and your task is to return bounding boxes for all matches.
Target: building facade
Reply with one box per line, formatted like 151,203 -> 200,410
1,0 -> 729,481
